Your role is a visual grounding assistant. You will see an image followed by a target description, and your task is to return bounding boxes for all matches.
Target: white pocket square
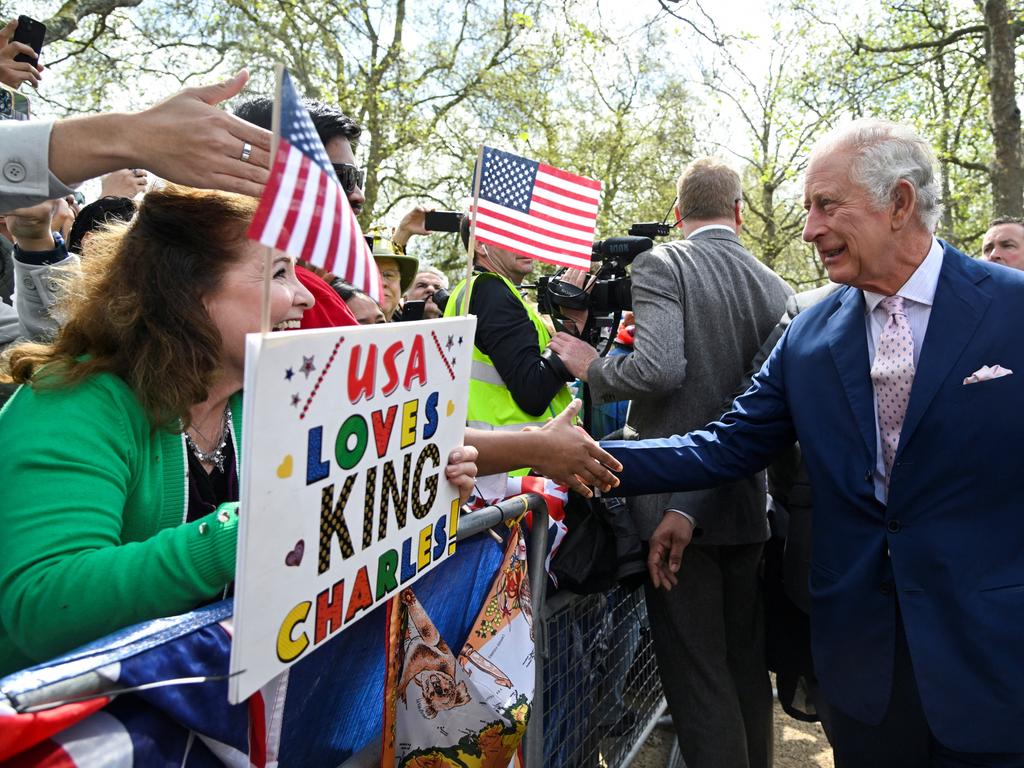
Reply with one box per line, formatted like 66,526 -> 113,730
963,364 -> 1014,385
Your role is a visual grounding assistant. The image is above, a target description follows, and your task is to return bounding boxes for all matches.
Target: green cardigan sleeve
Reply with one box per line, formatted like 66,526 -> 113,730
0,374 -> 238,668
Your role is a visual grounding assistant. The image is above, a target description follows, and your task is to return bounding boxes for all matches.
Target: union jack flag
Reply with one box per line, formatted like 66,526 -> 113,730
248,69 -> 382,302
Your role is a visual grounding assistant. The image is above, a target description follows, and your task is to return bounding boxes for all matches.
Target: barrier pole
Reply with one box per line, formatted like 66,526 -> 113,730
524,495 -> 548,766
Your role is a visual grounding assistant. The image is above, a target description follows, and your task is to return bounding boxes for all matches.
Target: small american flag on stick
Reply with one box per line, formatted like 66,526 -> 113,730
248,69 -> 382,302
472,146 -> 601,270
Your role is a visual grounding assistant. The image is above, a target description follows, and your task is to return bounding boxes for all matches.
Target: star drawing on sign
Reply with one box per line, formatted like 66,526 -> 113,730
300,355 -> 317,378
446,334 -> 454,352
285,367 -> 295,381
291,393 -> 301,407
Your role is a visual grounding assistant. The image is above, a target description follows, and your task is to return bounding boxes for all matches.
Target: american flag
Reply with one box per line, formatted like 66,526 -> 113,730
472,146 -> 601,270
248,69 -> 382,302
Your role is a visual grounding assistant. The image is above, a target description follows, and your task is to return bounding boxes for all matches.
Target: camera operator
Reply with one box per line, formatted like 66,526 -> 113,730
402,265 -> 448,320
443,217 -> 581,494
549,157 -> 792,768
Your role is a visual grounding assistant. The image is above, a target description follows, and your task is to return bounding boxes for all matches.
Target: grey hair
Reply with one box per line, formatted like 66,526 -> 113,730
814,119 -> 943,232
413,264 -> 449,289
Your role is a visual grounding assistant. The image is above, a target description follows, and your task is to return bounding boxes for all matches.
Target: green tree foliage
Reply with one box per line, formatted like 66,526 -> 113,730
811,0 -> 1023,250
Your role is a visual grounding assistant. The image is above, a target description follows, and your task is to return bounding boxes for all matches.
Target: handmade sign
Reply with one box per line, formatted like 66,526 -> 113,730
229,317 -> 476,703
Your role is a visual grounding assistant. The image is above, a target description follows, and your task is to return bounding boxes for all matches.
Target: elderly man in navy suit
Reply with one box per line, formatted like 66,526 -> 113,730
604,119 -> 1024,768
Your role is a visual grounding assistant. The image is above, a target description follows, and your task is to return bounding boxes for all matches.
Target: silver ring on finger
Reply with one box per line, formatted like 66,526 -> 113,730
240,141 -> 253,162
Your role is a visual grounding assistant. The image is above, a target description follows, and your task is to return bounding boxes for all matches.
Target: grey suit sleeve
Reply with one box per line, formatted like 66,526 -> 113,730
587,248 -> 686,402
0,252 -> 75,348
0,121 -> 76,214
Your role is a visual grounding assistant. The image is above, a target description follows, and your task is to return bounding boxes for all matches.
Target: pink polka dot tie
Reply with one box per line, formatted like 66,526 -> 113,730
871,295 -> 915,489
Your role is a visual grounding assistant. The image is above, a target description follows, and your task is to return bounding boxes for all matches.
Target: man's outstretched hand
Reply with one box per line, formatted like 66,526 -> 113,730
529,398 -> 622,497
647,511 -> 694,590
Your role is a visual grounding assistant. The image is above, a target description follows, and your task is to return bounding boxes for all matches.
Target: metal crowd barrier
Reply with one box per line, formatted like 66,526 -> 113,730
343,494 -> 666,768
3,492 -> 666,767
527,585 -> 667,767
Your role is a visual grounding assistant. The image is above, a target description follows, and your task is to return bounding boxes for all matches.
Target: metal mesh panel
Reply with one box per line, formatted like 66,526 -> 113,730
534,586 -> 665,767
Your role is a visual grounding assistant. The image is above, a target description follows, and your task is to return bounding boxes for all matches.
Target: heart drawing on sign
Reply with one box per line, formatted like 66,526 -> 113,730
447,400 -> 455,416
285,539 -> 304,567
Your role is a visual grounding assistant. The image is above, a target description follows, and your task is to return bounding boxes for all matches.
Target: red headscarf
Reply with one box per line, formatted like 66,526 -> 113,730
296,265 -> 358,329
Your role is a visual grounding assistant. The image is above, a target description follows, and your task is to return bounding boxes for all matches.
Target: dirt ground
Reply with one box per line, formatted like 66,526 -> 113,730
631,697 -> 835,768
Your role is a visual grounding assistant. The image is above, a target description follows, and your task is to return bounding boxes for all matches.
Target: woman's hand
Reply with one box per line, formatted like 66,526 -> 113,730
445,444 -> 479,505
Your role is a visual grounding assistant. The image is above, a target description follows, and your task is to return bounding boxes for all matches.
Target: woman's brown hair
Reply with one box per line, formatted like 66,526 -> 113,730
3,184 -> 258,429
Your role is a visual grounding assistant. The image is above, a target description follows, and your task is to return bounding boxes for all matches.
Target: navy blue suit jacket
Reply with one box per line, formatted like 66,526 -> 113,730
605,244 -> 1024,752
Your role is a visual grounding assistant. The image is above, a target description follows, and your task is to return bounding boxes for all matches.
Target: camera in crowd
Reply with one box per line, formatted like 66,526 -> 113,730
536,233 -> 654,347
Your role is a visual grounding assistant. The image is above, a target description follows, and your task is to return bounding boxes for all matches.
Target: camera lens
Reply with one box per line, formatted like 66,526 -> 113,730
431,288 -> 450,312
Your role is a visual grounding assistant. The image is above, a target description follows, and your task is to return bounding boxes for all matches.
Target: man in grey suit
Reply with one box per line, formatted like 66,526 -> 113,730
550,157 -> 792,768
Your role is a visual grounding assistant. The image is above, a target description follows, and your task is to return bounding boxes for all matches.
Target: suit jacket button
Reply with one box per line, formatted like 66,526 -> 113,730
879,582 -> 894,595
887,519 -> 901,533
3,161 -> 26,183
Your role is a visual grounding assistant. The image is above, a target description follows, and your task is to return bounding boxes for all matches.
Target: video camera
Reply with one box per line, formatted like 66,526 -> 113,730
535,235 -> 653,347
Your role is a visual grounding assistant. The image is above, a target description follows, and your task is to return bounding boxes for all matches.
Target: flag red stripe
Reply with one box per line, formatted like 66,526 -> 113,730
342,218 -> 359,284
321,194 -> 342,273
538,162 -> 602,189
248,692 -> 268,768
298,171 -> 329,259
473,202 -> 595,235
248,142 -> 291,239
475,207 -> 594,248
475,220 -> 591,258
276,155 -> 311,251
533,178 -> 601,206
528,191 -> 600,220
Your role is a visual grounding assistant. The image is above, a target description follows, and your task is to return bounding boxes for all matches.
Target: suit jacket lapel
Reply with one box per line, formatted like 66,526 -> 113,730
898,246 -> 991,454
827,287 -> 877,458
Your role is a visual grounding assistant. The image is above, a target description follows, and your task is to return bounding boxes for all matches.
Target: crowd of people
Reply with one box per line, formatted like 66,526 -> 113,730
3,15 -> 1024,768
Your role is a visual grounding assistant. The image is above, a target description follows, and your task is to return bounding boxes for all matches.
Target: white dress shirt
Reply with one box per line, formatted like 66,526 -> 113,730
863,237 -> 944,503
687,224 -> 735,238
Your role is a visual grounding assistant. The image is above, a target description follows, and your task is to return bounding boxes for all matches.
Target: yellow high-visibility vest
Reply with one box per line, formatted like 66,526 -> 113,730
445,271 -> 573,474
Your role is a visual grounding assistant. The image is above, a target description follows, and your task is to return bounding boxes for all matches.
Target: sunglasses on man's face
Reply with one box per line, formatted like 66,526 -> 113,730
332,163 -> 366,194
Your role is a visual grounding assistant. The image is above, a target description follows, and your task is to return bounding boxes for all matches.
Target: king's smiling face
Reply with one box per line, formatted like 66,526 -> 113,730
801,147 -> 897,293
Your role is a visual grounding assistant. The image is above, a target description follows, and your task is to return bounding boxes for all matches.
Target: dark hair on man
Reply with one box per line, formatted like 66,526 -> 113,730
676,157 -> 742,222
67,196 -> 137,255
458,213 -> 481,260
988,216 -> 1024,230
330,279 -> 363,302
234,97 -> 362,146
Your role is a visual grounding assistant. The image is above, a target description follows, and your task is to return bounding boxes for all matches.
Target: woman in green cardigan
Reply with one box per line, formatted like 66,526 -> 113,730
0,185 -> 479,675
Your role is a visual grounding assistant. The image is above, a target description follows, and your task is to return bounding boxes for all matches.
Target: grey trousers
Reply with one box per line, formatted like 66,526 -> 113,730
645,541 -> 773,768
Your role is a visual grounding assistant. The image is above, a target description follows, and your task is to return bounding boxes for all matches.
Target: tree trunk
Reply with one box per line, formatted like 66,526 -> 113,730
760,184 -> 778,270
984,0 -> 1023,217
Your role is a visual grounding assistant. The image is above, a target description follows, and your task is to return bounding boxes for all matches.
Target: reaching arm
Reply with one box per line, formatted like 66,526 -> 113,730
603,330 -> 796,497
466,400 -> 621,497
1,70 -> 272,213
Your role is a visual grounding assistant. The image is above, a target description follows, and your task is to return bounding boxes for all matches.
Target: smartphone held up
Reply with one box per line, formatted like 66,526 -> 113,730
12,15 -> 45,66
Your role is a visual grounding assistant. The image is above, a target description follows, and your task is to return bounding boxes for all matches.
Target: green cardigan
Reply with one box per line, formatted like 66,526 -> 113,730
0,372 -> 241,675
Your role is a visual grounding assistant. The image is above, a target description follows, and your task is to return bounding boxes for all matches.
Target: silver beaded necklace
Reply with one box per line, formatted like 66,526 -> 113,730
184,402 -> 232,473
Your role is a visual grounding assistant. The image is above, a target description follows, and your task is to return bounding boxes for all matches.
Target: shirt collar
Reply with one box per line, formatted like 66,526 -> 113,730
863,237 -> 944,314
687,224 -> 735,239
